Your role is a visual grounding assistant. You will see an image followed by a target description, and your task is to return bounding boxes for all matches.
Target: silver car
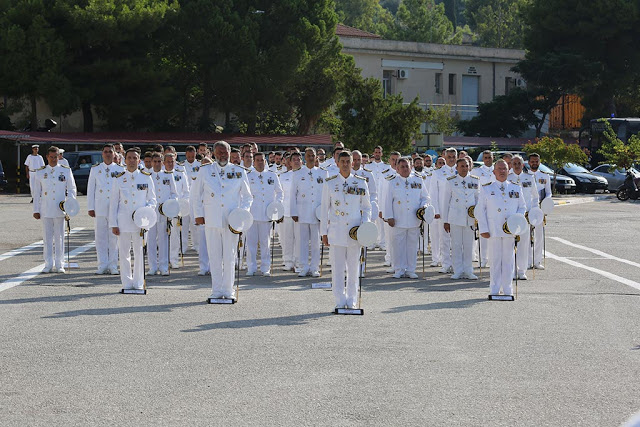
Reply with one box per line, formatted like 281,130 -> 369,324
590,164 -> 640,191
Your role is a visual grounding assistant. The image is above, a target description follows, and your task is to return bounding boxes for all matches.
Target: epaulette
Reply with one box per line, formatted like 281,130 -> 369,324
318,166 -> 327,171
163,170 -> 173,174
37,165 -> 46,171
177,161 -> 185,166
116,171 -> 126,178
92,163 -> 100,168
382,168 -> 390,174
293,167 -> 301,172
540,170 -> 551,175
447,175 -> 456,180
326,174 -> 338,181
385,174 -> 396,180
246,169 -> 252,174
140,171 -> 151,176
60,164 -> 70,169
363,167 -> 372,173
482,182 -> 492,186
470,175 -> 479,179
354,175 -> 366,180
238,164 -> 251,171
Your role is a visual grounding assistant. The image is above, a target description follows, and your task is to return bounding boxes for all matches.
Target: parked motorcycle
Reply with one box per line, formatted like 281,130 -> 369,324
616,170 -> 640,201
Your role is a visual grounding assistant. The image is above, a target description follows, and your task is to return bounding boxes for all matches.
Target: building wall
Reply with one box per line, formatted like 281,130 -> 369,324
340,37 -> 525,117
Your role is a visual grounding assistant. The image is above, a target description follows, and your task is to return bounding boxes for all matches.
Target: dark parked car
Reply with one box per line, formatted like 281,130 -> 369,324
524,161 -> 577,194
63,151 -> 103,195
0,160 -> 7,189
557,163 -> 608,193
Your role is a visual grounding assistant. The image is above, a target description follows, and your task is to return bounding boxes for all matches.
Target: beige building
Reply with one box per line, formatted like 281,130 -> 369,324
337,24 -> 525,124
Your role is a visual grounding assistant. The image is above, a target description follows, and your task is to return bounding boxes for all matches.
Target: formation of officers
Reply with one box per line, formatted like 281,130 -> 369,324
28,140 -> 554,309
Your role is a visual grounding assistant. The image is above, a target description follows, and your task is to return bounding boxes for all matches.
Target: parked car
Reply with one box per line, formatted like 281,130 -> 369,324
0,160 -> 7,190
590,164 -> 640,191
524,161 -> 577,194
63,151 -> 103,195
557,163 -> 608,193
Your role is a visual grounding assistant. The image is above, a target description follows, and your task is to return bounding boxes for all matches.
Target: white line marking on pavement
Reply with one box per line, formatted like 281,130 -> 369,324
0,227 -> 86,262
546,251 -> 640,292
0,241 -> 95,293
550,237 -> 640,269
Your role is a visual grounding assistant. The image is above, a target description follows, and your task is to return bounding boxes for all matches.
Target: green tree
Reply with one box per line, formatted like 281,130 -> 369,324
597,120 -> 640,170
472,0 -> 528,48
334,0 -> 395,36
425,104 -> 458,135
0,0 -> 71,129
458,88 -> 539,137
524,136 -> 588,192
337,73 -> 427,154
56,0 -> 178,131
521,0 -> 640,118
393,0 -> 462,44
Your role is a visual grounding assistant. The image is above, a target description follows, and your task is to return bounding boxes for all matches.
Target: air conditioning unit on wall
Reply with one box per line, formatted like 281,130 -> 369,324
397,69 -> 409,79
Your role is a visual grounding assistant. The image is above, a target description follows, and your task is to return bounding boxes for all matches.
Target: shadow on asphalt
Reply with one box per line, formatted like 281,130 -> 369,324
42,300 -> 203,318
181,312 -> 334,332
0,292 -> 110,305
383,297 -> 487,314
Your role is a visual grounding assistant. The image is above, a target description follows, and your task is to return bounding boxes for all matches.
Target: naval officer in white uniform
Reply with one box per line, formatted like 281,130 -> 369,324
383,157 -> 430,279
528,153 -> 551,270
246,152 -> 284,276
320,151 -> 371,309
193,141 -> 253,300
32,146 -> 78,273
87,143 -> 124,274
430,148 -> 457,273
476,160 -> 526,297
290,147 -> 327,277
508,155 -> 539,279
109,148 -> 157,291
442,158 -> 480,280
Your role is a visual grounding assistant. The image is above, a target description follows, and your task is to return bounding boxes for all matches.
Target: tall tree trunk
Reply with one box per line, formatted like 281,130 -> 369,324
82,101 -> 93,132
225,110 -> 231,131
30,95 -> 37,131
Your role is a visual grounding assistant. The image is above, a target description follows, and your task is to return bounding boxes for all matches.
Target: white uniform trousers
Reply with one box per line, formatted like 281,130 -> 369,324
180,215 -> 191,251
147,217 -> 170,272
169,217 -> 187,267
376,216 -> 386,249
29,175 -> 37,198
297,222 -> 320,271
533,224 -> 544,266
94,216 -> 119,270
450,225 -> 474,276
330,242 -> 360,307
190,216 -> 199,251
246,221 -> 272,273
514,229 -> 531,275
281,216 -> 296,268
439,222 -> 452,269
480,236 -> 489,266
118,231 -> 144,290
488,237 -> 515,296
391,227 -> 419,275
205,226 -> 239,298
195,224 -> 209,273
431,218 -> 443,264
42,217 -> 65,269
384,222 -> 393,265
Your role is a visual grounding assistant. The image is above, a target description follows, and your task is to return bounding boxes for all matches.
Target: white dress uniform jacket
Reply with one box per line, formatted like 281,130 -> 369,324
531,168 -> 552,267
247,169 -> 284,221
476,181 -> 526,238
33,164 -> 77,219
290,166 -> 327,223
429,164 -> 457,269
442,174 -> 480,227
320,173 -> 372,247
383,173 -> 430,229
353,167 -> 379,219
108,169 -> 157,233
476,164 -> 495,186
87,162 -> 125,217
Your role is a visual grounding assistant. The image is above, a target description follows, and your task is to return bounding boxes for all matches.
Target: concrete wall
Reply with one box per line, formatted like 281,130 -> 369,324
340,37 -> 525,113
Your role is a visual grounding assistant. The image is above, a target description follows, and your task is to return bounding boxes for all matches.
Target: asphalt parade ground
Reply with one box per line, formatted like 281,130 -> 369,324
1,194 -> 639,426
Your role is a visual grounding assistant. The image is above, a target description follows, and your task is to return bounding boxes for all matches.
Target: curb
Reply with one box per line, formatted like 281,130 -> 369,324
554,195 -> 612,206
